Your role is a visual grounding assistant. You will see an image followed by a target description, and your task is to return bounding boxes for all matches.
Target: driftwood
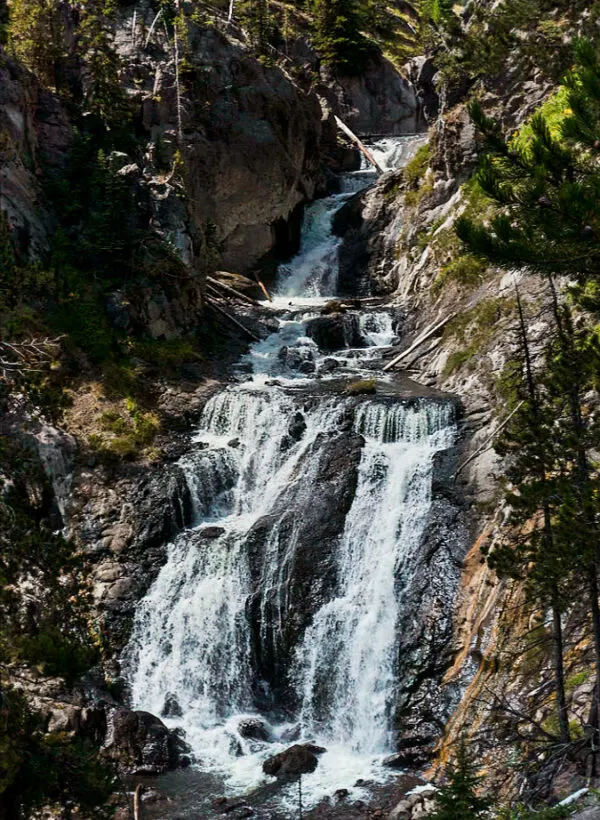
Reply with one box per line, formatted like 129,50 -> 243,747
207,276 -> 261,306
334,116 -> 385,176
382,313 -> 456,372
0,336 -> 63,379
403,336 -> 442,370
205,296 -> 261,342
134,784 -> 143,820
252,270 -> 273,302
454,400 -> 525,479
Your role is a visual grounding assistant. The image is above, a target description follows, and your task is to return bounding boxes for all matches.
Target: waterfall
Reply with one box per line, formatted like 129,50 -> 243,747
126,136 -> 455,810
295,401 -> 454,754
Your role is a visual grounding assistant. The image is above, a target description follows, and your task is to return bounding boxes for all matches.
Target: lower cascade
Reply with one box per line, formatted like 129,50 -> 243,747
125,137 -> 457,811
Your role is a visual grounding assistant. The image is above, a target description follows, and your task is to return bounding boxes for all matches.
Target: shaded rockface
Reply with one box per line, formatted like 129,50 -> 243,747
246,427 -> 364,707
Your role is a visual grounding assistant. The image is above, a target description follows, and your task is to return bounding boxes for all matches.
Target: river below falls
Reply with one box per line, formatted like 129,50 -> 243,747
123,135 -> 456,817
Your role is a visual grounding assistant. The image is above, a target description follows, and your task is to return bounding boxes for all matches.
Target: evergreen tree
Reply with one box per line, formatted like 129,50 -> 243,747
489,285 -> 572,744
77,0 -> 129,131
456,39 -> 600,755
6,0 -> 66,88
240,0 -> 274,56
430,738 -> 491,819
456,39 -> 600,290
312,0 -> 374,74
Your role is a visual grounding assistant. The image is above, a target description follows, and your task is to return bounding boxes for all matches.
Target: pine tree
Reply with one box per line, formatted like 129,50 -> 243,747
312,0 -> 373,74
6,0 -> 66,88
456,39 -> 600,290
488,285 -> 573,745
430,738 -> 491,819
77,0 -> 128,131
240,0 -> 273,56
456,39 -> 600,757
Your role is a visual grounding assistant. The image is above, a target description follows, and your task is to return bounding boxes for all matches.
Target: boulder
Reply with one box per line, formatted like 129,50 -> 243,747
388,800 -> 411,820
305,314 -> 363,351
104,708 -> 189,775
161,693 -> 183,718
238,717 -> 272,742
263,743 -> 325,778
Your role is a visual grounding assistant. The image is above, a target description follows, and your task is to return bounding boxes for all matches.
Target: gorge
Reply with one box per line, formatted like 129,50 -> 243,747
125,139 -> 464,814
2,1 -> 600,818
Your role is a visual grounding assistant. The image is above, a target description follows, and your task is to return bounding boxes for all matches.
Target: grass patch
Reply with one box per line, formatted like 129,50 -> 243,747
442,297 -> 515,377
433,254 -> 488,294
346,378 -> 377,395
88,398 -> 160,460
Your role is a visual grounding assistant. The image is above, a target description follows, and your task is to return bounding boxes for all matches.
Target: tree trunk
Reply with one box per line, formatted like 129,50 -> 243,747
551,594 -> 570,744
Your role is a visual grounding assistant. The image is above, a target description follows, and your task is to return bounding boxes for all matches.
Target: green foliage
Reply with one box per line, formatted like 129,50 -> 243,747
403,143 -> 432,187
128,337 -> 199,367
497,804 -> 574,819
433,254 -> 487,293
430,738 -> 491,819
6,0 -> 66,88
90,398 -> 161,460
442,298 -> 514,375
311,0 -> 376,74
239,0 -> 279,57
0,688 -> 116,819
456,40 -> 600,288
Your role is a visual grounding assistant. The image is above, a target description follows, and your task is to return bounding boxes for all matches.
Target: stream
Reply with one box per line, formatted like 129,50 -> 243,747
125,136 -> 458,817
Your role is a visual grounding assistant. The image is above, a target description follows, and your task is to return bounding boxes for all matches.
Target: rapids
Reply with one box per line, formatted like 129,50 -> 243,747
125,135 -> 456,815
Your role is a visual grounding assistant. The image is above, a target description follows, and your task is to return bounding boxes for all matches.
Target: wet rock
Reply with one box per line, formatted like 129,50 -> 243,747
228,438 -> 241,448
214,797 -> 252,815
104,708 -> 189,775
280,723 -> 301,743
246,432 -> 364,699
288,413 -> 307,442
161,693 -> 183,718
334,788 -> 350,801
319,358 -> 341,374
305,314 -> 363,351
199,526 -> 226,540
263,743 -> 324,778
404,56 -> 439,124
238,717 -> 272,742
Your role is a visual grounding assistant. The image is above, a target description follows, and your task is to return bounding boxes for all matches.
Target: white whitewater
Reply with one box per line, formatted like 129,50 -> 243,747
127,136 -> 451,811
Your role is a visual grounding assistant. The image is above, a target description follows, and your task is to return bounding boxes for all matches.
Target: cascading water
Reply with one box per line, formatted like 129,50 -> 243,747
126,135 -> 455,815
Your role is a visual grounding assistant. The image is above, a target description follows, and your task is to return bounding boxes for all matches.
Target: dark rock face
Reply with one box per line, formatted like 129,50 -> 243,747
263,743 -> 325,778
404,56 -> 440,124
128,23 -> 322,273
320,54 -> 419,136
246,430 -> 364,704
104,708 -> 190,775
305,313 -> 364,351
0,46 -> 71,261
392,442 -> 470,749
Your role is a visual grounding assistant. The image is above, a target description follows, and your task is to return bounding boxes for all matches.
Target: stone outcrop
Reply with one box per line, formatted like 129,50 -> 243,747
0,47 -> 71,261
246,427 -> 364,704
320,54 -> 421,136
115,7 -> 323,273
103,708 -> 191,775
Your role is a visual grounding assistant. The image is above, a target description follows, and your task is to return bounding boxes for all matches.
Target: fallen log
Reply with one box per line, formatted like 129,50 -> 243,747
382,313 -> 456,372
453,400 -> 525,479
207,276 -> 261,306
334,116 -> 385,176
205,295 -> 261,342
252,270 -> 273,302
